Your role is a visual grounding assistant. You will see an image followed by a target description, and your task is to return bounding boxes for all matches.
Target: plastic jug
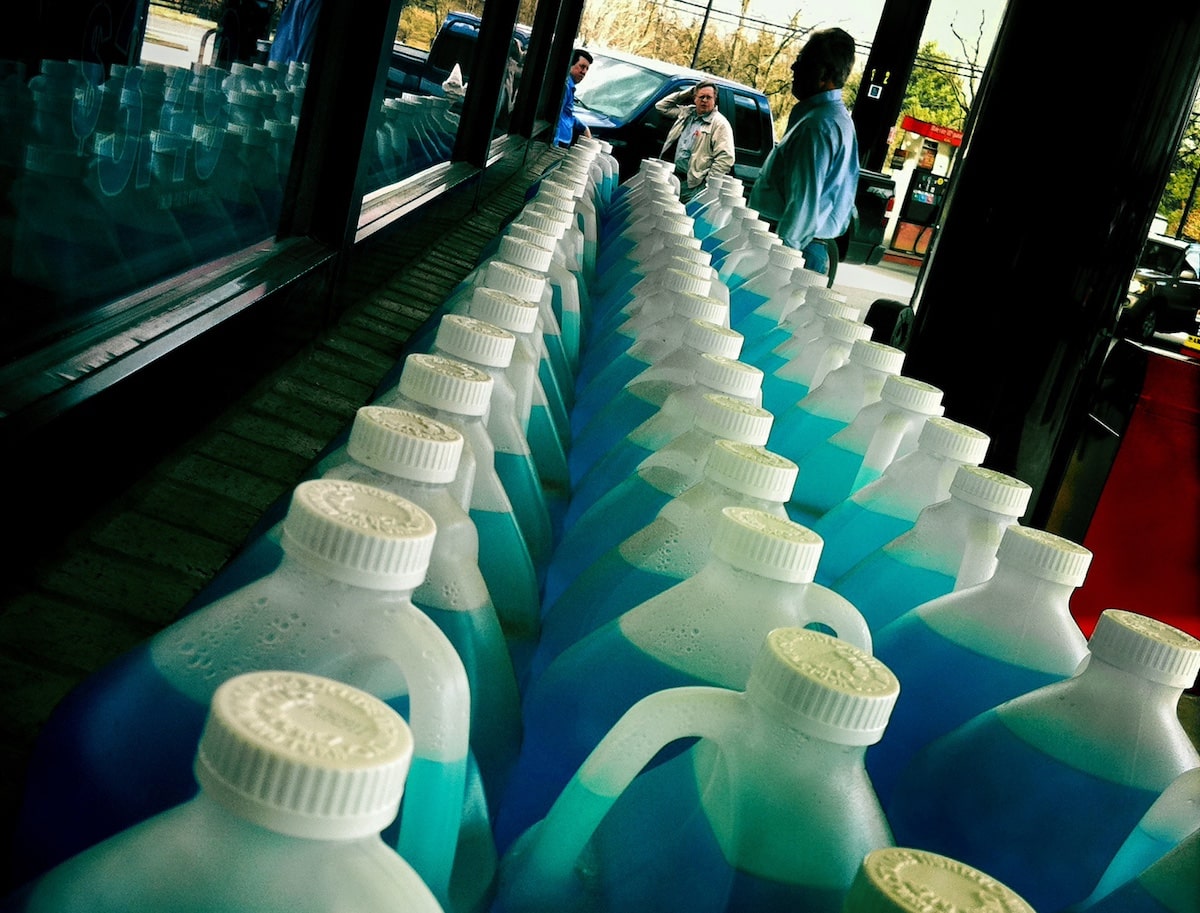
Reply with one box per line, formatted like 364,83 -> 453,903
498,507 -> 873,850
5,670 -> 444,913
567,317 -> 743,483
375,353 -> 541,646
593,238 -> 709,325
726,245 -> 811,329
493,626 -> 896,913
752,291 -> 863,376
767,339 -> 906,469
551,393 -> 774,596
533,440 -> 798,682
1075,767 -> 1200,911
867,523 -> 1092,805
785,375 -> 945,527
732,254 -> 828,343
567,353 -> 763,522
13,481 -> 471,909
431,314 -> 555,571
810,415 -> 991,586
886,608 -> 1200,913
715,224 -> 774,287
843,847 -> 1036,913
758,313 -> 876,419
832,464 -> 1033,633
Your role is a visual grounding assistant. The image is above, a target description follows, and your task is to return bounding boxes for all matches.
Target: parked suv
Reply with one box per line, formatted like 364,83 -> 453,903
1117,234 -> 1200,341
572,48 -> 776,193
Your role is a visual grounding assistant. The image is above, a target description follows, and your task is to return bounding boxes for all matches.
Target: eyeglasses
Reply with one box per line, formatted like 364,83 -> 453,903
695,93 -> 716,101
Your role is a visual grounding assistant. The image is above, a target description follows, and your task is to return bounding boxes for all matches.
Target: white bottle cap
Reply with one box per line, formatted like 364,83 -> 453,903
346,406 -> 463,484
879,374 -> 944,414
280,479 -> 436,590
661,234 -> 705,254
1086,609 -> 1200,688
397,353 -> 493,417
745,227 -> 775,248
196,671 -> 413,841
498,235 -> 554,274
995,526 -> 1092,586
672,292 -> 727,324
434,314 -> 516,369
656,213 -> 694,236
506,223 -> 558,252
849,339 -> 907,376
824,315 -> 875,346
656,267 -> 713,297
745,627 -> 899,746
468,286 -> 540,335
682,318 -> 744,359
696,353 -> 763,399
822,299 -> 865,323
917,415 -> 991,464
694,393 -> 773,444
705,440 -> 798,503
948,464 -> 1032,517
805,286 -> 850,310
483,259 -> 547,303
788,264 -> 823,288
514,210 -> 567,241
845,847 -> 1036,913
712,506 -> 822,583
768,245 -> 807,270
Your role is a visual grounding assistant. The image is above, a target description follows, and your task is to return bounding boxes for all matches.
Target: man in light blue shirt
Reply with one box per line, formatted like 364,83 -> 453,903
555,49 -> 593,147
749,28 -> 860,275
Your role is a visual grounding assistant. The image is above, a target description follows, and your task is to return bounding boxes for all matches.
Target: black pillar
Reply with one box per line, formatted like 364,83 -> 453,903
851,0 -> 932,172
903,0 -> 1200,525
510,0 -> 568,139
454,0 -> 521,166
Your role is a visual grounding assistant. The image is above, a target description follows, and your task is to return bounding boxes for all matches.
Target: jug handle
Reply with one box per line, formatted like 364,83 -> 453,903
505,685 -> 743,898
389,608 -> 472,907
802,590 -> 873,655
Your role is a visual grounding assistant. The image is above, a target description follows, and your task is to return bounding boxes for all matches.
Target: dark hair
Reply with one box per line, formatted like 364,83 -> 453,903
572,48 -> 593,66
694,80 -> 718,96
804,28 -> 856,88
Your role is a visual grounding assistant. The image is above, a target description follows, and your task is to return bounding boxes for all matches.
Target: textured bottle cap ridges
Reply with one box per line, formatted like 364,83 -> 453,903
397,353 -> 493,416
705,440 -> 798,502
788,264 -> 823,287
507,223 -> 558,251
346,406 -> 463,483
498,234 -> 554,274
195,671 -> 413,841
746,627 -> 899,745
845,847 -> 1036,913
745,227 -> 775,247
435,314 -> 516,368
768,244 -> 807,269
280,479 -> 436,590
531,188 -> 575,214
516,209 -> 568,238
815,299 -> 862,325
658,267 -> 713,297
656,213 -> 694,236
482,259 -> 546,303
1086,609 -> 1200,687
468,286 -> 540,335
948,464 -> 1032,516
695,392 -> 773,444
995,525 -> 1091,585
879,374 -> 944,412
712,506 -> 822,582
917,415 -> 991,463
661,233 -> 704,253
806,287 -> 850,309
696,352 -> 763,398
673,292 -> 727,323
823,314 -> 875,345
849,339 -> 906,375
683,318 -> 744,358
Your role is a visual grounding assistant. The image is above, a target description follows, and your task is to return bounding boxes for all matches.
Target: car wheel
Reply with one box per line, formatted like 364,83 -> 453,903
1137,306 -> 1159,342
865,298 -> 916,351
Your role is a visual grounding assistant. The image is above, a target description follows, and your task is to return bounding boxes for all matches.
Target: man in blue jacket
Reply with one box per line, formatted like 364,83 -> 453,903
750,28 -> 860,275
555,49 -> 593,147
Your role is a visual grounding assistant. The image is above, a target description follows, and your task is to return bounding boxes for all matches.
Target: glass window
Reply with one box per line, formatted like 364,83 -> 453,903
730,92 -> 763,156
574,54 -> 672,121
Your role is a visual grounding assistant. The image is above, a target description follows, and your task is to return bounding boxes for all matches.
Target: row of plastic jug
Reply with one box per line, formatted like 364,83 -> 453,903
4,140 -> 1198,913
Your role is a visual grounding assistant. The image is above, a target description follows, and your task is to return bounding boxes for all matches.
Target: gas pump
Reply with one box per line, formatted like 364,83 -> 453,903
891,165 -> 948,255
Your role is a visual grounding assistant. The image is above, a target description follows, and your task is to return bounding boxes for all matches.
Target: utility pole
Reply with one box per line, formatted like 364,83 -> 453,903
691,0 -> 714,68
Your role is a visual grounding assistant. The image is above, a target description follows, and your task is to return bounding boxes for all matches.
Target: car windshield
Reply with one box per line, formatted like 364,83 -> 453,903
575,54 -> 673,119
1138,239 -> 1186,274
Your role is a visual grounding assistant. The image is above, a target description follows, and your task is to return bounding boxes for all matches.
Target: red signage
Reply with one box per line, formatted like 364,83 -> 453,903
900,115 -> 964,147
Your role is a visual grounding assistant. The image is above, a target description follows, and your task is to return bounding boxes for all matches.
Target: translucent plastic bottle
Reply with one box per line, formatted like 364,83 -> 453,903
5,671 -> 444,913
553,393 -> 774,590
567,318 -> 744,483
715,224 -> 774,288
866,524 -> 1092,805
726,245 -> 812,329
758,313 -> 876,419
785,374 -> 945,528
13,481 -> 470,908
375,353 -> 541,646
886,609 -> 1200,913
533,440 -> 798,682
596,205 -> 690,284
493,626 -> 897,913
767,339 -> 907,469
751,292 -> 863,376
1075,769 -> 1200,912
832,464 -> 1033,633
843,847 -> 1037,913
810,415 -> 991,586
567,353 -> 764,521
501,218 -> 584,374
431,314 -> 555,571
